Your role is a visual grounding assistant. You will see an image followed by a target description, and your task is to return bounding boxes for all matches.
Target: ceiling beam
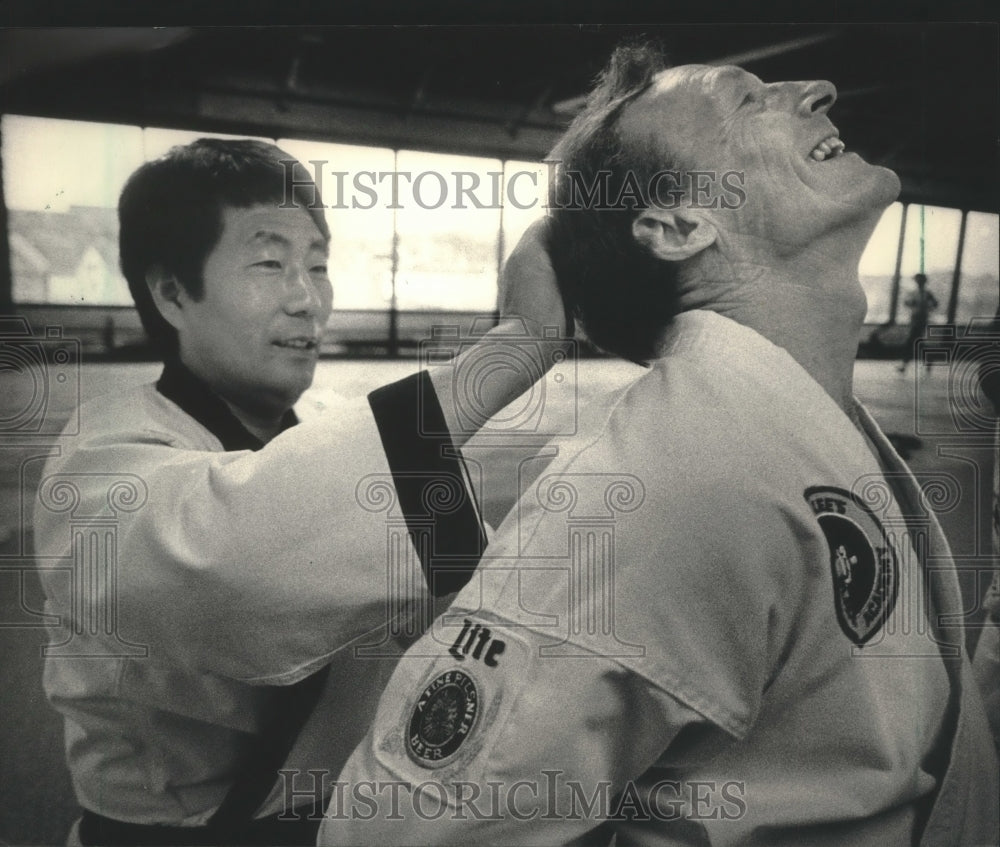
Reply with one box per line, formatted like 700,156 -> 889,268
704,30 -> 840,67
552,29 -> 841,115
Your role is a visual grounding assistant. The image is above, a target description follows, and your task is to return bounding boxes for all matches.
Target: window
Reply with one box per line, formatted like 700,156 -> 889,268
277,139 -> 396,310
393,150 -> 503,312
955,212 -> 1000,327
898,204 -> 963,324
4,120 -> 518,315
3,116 -> 278,306
857,202 -> 904,324
501,159 -> 550,262
4,115 -> 143,305
7,113 -> 989,355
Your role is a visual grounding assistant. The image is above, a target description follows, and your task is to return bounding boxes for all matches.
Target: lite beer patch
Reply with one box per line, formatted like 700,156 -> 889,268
805,486 -> 900,646
406,669 -> 480,767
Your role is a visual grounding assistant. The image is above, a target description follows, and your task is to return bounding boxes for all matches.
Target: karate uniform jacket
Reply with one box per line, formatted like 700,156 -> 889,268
33,361 -> 484,825
320,310 -> 1000,846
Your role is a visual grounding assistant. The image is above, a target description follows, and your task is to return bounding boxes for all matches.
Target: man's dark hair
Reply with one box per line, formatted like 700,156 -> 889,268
547,42 -> 680,364
118,138 -> 329,358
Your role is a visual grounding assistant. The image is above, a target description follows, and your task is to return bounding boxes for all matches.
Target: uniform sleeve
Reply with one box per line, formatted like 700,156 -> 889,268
33,374 -> 484,684
317,448 -> 807,844
317,618 -> 712,845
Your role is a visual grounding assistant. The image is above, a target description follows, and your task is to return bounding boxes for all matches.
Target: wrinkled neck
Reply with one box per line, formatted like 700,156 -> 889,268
672,242 -> 868,415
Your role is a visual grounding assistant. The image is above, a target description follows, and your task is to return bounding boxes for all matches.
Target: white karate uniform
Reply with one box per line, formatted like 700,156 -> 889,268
320,310 -> 999,846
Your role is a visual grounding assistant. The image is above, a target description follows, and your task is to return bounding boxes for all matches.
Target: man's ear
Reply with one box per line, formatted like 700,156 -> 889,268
631,208 -> 717,262
146,266 -> 187,331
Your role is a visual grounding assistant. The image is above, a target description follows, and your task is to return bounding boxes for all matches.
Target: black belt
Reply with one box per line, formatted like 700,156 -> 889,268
78,807 -> 321,847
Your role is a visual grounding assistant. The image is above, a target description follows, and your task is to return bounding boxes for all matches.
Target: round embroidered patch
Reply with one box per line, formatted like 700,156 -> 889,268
805,486 -> 900,646
406,669 -> 479,768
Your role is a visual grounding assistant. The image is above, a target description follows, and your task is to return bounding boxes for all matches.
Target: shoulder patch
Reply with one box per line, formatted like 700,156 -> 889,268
406,669 -> 480,768
805,486 -> 900,647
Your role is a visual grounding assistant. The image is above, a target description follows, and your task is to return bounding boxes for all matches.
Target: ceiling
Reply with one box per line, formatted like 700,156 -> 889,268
0,24 -> 997,210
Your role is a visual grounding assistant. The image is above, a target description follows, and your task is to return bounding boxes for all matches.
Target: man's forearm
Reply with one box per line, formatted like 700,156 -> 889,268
428,316 -> 573,449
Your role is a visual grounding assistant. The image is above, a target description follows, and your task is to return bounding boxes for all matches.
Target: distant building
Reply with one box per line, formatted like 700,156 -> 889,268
8,206 -> 130,305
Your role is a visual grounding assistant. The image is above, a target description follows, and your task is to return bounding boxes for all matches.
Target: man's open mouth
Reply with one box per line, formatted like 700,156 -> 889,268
273,337 -> 319,351
809,134 -> 846,162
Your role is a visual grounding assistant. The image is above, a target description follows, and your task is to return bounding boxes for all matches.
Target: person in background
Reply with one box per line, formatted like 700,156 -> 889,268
898,272 -> 939,372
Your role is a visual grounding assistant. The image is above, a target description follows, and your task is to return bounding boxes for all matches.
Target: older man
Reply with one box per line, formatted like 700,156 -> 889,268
318,45 -> 999,846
